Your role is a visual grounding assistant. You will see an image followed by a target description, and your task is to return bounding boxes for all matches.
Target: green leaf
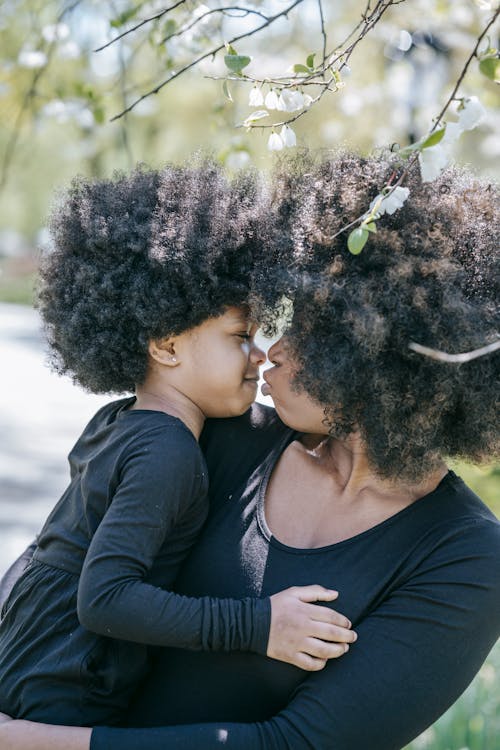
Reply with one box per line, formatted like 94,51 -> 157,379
479,56 -> 500,83
347,227 -> 369,255
225,43 -> 238,55
162,19 -> 177,40
420,126 -> 446,149
293,64 -> 311,74
222,80 -> 233,102
110,6 -> 140,28
224,54 -> 251,75
306,53 -> 315,69
93,106 -> 105,125
364,222 -> 377,234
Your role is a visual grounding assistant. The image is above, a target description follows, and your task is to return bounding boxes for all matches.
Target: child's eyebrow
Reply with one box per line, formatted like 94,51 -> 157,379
227,313 -> 251,328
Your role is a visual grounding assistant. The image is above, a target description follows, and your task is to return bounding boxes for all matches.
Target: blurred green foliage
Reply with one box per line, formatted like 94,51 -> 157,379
405,639 -> 500,750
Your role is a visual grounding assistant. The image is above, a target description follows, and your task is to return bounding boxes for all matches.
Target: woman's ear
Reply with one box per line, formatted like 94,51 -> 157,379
148,337 -> 180,367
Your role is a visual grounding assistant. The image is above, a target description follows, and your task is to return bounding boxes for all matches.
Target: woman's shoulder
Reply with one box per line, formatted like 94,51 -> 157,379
412,471 -> 500,577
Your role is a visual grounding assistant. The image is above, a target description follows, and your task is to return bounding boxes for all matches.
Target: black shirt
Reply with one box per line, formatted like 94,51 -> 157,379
91,403 -> 500,750
11,397 -> 270,651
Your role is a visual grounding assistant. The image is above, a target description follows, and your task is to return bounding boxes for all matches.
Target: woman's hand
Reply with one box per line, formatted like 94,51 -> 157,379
0,713 -> 13,725
268,585 -> 357,670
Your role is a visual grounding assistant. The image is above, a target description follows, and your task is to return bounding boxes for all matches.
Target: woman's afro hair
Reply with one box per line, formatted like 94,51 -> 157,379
38,159 -> 264,394
253,150 -> 499,481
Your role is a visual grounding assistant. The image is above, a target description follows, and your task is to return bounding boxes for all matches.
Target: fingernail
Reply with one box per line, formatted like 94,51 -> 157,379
344,644 -> 349,652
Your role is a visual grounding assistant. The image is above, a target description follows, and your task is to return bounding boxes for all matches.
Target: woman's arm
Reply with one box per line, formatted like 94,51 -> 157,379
3,519 -> 500,750
88,517 -> 500,750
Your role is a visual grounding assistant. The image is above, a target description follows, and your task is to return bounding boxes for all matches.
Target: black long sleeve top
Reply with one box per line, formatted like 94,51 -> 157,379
28,397 -> 270,653
91,403 -> 500,750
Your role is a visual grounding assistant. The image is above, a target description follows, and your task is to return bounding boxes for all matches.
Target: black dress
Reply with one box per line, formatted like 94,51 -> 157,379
0,398 -> 269,725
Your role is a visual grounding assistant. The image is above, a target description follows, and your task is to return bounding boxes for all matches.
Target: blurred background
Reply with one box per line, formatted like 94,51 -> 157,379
0,1 -> 499,747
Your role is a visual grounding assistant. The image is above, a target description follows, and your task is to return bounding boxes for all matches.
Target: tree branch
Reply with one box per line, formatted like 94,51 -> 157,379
409,340 -> 500,363
430,5 -> 500,132
94,0 -> 187,53
0,0 -> 84,192
327,5 -> 500,241
110,0 -> 305,121
161,6 -> 270,44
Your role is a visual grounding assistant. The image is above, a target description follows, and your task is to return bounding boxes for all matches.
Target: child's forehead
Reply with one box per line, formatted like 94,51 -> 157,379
219,305 -> 251,325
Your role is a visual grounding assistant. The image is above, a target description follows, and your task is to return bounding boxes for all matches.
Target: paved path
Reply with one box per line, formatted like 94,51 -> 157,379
0,303 -> 109,575
0,303 -> 272,576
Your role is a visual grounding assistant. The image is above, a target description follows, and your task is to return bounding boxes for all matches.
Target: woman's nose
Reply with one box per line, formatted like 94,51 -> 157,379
267,337 -> 283,364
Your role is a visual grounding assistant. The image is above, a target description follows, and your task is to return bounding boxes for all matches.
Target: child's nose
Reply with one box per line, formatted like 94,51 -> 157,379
250,341 -> 266,366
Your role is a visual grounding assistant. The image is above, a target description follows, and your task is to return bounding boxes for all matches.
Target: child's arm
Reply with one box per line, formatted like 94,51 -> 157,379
77,427 -> 355,667
0,719 -> 90,750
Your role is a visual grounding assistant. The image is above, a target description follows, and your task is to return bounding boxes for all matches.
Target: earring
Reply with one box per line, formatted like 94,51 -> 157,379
171,357 -> 177,363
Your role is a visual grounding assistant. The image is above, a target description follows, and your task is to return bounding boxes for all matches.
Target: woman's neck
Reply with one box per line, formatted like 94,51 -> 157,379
298,432 -> 448,506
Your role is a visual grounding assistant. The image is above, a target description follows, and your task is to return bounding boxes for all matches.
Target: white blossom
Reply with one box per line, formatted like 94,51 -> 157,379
58,41 -> 80,60
457,96 -> 486,131
418,144 -> 449,182
277,93 -> 287,111
369,186 -> 410,216
280,124 -> 297,147
303,93 -> 314,107
248,87 -> 264,107
42,23 -> 70,42
265,90 -> 280,110
267,132 -> 284,151
18,50 -> 47,68
441,121 -> 462,146
279,89 -> 304,112
397,30 -> 412,51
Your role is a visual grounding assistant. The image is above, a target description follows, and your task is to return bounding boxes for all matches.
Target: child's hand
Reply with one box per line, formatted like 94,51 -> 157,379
268,585 -> 357,671
0,712 -> 13,724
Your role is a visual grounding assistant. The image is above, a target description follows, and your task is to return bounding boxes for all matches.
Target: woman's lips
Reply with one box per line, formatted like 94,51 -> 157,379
261,381 -> 271,396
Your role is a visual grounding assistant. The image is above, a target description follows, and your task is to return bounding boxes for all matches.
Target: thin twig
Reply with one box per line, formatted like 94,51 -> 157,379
430,5 -> 500,132
243,0 -> 403,131
317,0 -> 327,74
409,340 -> 500,363
0,0 -> 84,191
328,5 -> 500,241
162,6 -> 270,44
110,0 -> 304,121
94,0 -> 187,53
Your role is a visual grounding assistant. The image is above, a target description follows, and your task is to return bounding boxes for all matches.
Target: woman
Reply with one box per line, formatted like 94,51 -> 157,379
0,152 -> 499,750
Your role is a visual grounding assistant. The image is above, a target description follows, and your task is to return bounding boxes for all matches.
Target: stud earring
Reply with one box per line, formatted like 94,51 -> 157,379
171,357 -> 177,363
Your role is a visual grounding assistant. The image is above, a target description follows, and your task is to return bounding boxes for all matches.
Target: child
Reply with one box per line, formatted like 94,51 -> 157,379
0,162 -> 354,727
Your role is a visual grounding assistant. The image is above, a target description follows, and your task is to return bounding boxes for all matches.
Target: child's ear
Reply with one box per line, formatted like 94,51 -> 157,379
148,338 -> 180,367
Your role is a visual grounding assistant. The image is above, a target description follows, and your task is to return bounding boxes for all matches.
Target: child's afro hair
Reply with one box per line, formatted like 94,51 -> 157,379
252,150 -> 499,481
38,159 -> 264,393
